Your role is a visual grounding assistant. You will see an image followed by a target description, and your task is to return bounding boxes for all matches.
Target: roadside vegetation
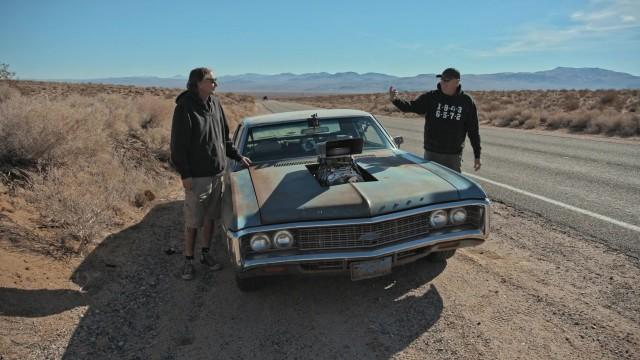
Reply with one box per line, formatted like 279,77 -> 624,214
284,89 -> 640,137
0,79 -> 255,256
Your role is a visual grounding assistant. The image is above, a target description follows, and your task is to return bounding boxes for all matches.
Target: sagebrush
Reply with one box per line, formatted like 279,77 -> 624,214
0,80 -> 256,254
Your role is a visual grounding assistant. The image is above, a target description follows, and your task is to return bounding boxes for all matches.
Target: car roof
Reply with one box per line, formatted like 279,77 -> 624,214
241,109 -> 373,127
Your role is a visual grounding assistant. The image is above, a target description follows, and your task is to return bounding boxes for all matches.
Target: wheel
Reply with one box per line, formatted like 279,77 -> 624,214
427,249 -> 456,262
235,274 -> 260,292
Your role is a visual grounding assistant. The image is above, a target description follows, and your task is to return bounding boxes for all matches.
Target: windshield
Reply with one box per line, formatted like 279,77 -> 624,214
242,116 -> 392,162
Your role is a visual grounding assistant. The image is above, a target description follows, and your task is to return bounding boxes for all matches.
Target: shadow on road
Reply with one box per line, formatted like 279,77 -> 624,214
1,200 -> 449,358
0,288 -> 87,317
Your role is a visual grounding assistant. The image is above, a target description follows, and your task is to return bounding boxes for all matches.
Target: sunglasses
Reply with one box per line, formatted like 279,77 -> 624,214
203,77 -> 218,83
440,77 -> 456,82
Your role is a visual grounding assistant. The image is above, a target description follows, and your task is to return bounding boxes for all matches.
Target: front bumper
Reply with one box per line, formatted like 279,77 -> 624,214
225,199 -> 490,278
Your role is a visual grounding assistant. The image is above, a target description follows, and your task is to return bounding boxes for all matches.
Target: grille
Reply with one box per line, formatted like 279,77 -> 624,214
295,212 -> 431,250
241,206 -> 483,253
273,159 -> 316,167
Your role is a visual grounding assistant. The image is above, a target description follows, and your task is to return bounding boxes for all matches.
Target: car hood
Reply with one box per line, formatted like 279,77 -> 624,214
248,150 -> 479,225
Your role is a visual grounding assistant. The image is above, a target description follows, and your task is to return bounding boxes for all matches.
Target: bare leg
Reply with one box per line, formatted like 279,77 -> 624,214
184,227 -> 197,257
202,220 -> 214,250
199,220 -> 222,270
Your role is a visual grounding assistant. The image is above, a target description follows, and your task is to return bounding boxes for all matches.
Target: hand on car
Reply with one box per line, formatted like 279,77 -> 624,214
474,158 -> 482,171
389,86 -> 398,101
182,177 -> 192,190
240,156 -> 253,168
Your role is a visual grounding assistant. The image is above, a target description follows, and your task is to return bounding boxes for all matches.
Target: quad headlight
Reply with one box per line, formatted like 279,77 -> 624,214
248,230 -> 295,252
449,207 -> 467,225
273,230 -> 294,249
249,233 -> 270,252
430,207 -> 469,228
429,210 -> 448,228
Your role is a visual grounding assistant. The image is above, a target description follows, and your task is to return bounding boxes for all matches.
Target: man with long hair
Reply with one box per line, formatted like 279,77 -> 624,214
170,67 -> 252,280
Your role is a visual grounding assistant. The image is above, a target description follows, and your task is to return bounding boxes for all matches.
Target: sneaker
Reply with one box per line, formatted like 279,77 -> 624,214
181,261 -> 195,280
200,253 -> 223,271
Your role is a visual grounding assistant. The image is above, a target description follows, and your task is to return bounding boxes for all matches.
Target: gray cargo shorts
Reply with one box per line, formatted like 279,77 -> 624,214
183,175 -> 223,229
424,150 -> 462,173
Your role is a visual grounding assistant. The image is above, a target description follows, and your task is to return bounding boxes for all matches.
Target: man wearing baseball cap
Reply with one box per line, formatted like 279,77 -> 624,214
389,67 -> 481,172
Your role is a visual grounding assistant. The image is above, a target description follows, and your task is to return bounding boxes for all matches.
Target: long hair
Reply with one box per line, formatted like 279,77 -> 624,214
186,67 -> 212,92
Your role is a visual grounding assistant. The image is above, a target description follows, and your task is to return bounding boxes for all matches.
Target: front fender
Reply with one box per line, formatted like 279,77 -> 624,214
222,169 -> 261,232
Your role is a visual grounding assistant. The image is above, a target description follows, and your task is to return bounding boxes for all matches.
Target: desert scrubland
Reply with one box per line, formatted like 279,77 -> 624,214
1,81 -> 638,360
283,89 -> 640,137
0,80 -> 255,256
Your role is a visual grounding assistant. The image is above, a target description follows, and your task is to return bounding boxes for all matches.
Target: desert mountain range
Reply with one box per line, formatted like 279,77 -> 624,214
51,67 -> 640,93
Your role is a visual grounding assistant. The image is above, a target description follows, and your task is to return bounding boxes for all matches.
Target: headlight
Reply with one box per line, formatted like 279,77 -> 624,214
249,233 -> 271,252
273,230 -> 294,248
449,207 -> 467,225
430,210 -> 448,228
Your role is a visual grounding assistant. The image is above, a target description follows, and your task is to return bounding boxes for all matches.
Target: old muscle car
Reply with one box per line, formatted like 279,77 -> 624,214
221,109 -> 491,291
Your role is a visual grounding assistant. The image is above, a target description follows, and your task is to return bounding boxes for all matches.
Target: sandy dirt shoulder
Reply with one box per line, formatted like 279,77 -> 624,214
1,192 -> 639,359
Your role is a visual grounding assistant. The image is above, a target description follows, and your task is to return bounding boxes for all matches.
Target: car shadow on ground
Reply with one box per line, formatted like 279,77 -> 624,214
2,200 -> 449,359
229,261 -> 447,359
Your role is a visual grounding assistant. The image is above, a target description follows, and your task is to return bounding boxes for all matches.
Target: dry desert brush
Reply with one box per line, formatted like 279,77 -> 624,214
0,81 -> 256,254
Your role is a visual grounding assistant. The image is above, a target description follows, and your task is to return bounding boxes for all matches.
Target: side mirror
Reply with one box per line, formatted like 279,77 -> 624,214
393,136 -> 404,147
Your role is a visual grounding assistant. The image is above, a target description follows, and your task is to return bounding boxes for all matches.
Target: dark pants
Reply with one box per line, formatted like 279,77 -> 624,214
424,150 -> 462,172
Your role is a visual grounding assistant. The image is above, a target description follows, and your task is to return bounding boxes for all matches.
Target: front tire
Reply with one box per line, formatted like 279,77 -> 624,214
427,249 -> 456,262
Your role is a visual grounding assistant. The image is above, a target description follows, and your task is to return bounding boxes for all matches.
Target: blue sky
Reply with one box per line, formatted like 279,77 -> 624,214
1,0 -> 639,79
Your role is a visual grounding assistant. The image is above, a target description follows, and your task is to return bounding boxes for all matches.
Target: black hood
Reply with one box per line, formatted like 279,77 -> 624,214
175,90 -> 190,104
175,90 -> 210,107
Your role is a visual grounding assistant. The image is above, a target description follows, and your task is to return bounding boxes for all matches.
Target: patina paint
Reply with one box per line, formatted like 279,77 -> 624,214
249,164 -> 370,224
354,151 -> 461,216
222,169 -> 261,231
247,149 -> 469,225
398,152 -> 487,199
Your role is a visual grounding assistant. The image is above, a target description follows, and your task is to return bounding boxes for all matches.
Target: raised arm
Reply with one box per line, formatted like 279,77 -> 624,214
389,86 -> 429,115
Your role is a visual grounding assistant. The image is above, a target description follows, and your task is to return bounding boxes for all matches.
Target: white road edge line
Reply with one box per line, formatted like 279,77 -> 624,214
463,173 -> 640,233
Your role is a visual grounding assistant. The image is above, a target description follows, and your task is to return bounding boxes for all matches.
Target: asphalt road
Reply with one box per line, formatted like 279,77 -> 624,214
261,100 -> 640,259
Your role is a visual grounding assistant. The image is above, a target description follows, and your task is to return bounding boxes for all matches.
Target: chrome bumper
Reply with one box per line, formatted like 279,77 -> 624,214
241,229 -> 483,271
224,199 -> 491,274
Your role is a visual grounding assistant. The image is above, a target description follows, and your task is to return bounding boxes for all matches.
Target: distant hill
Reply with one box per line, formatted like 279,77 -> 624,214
55,67 -> 640,93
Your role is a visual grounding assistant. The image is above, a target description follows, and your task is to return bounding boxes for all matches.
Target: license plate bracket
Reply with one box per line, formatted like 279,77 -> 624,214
350,256 -> 392,281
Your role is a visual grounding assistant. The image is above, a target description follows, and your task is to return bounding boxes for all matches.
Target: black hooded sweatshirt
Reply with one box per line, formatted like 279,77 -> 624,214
392,84 -> 481,159
170,90 -> 242,179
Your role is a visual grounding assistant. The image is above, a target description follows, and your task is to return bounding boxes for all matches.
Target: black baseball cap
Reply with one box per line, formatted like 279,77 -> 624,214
436,68 -> 461,80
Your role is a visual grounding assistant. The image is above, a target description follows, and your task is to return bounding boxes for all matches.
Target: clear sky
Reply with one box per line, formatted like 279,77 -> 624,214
1,0 -> 639,79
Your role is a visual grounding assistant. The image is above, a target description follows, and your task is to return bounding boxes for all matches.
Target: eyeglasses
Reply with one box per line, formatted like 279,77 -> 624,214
203,77 -> 218,83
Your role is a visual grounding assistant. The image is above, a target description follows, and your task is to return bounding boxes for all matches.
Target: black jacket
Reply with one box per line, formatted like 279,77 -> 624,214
392,84 -> 481,158
170,90 -> 242,179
